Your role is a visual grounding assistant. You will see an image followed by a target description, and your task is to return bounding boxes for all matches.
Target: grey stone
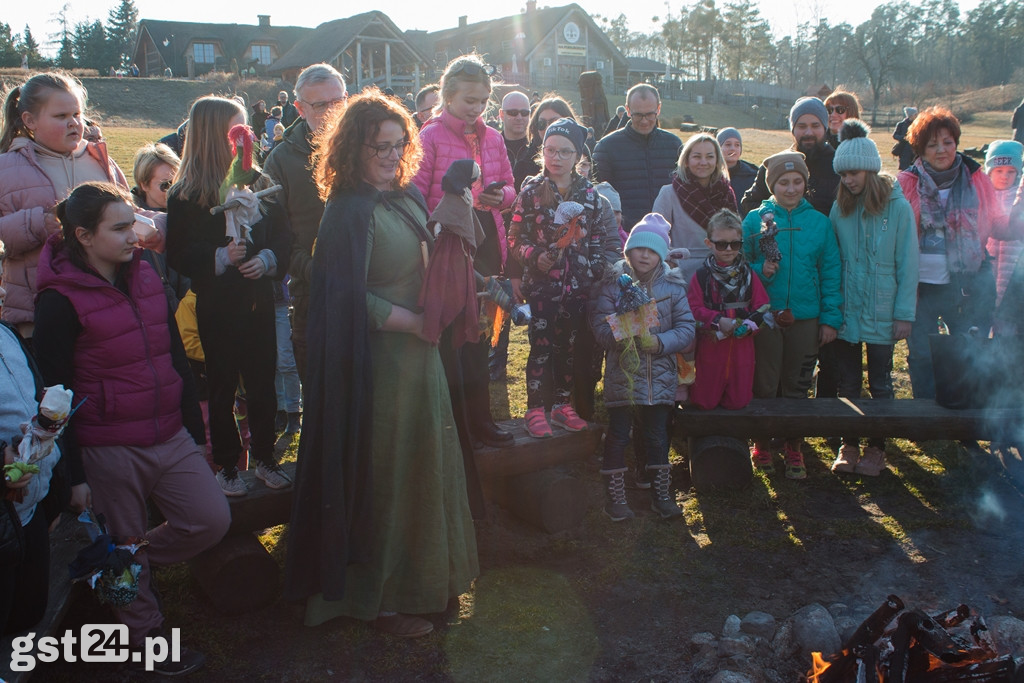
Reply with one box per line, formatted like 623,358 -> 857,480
987,616 -> 1024,655
719,634 -> 756,657
827,602 -> 849,618
771,620 -> 797,658
689,631 -> 717,655
741,611 -> 777,639
833,616 -> 858,644
790,603 -> 841,658
708,671 -> 754,683
723,613 -> 742,637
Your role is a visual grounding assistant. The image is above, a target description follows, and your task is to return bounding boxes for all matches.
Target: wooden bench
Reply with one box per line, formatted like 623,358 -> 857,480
190,419 -> 604,614
675,398 -> 1022,491
0,514 -> 90,683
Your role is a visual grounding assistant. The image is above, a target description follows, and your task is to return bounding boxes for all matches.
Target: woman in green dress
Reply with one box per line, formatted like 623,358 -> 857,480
284,89 -> 478,638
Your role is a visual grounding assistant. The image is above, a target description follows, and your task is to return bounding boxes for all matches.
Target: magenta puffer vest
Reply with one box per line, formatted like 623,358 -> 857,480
36,233 -> 183,446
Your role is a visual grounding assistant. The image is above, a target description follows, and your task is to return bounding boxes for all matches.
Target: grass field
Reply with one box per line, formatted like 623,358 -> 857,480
38,113 -> 1024,681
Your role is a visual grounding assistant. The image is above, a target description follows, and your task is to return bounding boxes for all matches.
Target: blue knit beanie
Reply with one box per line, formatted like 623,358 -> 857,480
833,120 -> 881,173
717,127 -> 741,146
985,140 -> 1024,177
789,97 -> 827,131
624,213 -> 671,262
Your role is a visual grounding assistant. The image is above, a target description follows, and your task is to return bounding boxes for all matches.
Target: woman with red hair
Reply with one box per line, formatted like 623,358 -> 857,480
897,106 -> 1010,399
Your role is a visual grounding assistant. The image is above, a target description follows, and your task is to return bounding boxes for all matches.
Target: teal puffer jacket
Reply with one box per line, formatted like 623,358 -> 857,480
830,182 -> 918,344
742,196 -> 843,329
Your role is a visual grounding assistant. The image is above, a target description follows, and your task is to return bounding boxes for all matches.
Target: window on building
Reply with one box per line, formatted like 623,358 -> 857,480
193,43 -> 216,64
596,60 -> 605,70
251,45 -> 273,64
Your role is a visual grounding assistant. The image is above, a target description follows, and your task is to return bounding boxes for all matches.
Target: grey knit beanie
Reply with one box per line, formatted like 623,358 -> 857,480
832,120 -> 881,173
789,97 -> 827,130
716,127 -> 741,146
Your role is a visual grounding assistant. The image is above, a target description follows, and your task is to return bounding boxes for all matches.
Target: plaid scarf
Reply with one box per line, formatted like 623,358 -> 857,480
912,156 -> 985,273
703,252 -> 752,303
672,173 -> 737,230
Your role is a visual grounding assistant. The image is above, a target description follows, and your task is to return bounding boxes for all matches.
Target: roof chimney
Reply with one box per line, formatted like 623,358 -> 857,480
526,0 -> 537,13
258,15 -> 270,28
459,16 -> 468,28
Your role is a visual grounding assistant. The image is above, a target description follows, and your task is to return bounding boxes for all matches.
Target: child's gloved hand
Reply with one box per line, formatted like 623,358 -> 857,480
637,334 -> 662,354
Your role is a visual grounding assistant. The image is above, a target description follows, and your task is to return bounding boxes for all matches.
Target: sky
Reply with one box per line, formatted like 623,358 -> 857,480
8,0 -> 982,56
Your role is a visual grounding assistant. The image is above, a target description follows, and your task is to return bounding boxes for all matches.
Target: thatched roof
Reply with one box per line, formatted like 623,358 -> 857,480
136,18 -> 309,71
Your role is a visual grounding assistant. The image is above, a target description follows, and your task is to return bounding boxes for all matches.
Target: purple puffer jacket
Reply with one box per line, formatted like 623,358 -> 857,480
36,233 -> 183,447
0,137 -> 128,325
414,108 -> 515,265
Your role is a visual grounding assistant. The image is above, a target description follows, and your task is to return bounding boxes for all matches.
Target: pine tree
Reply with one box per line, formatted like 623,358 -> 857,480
106,0 -> 138,69
53,4 -> 75,70
73,20 -> 111,72
0,22 -> 20,68
17,26 -> 44,67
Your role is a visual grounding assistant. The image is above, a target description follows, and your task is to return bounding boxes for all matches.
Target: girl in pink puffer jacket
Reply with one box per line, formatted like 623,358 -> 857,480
0,72 -> 138,339
412,55 -> 516,448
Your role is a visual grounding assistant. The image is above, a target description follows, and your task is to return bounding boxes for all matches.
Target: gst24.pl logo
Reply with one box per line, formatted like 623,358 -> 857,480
10,625 -> 181,671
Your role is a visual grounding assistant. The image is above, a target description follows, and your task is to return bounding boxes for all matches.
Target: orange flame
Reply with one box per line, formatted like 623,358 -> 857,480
808,651 -> 830,682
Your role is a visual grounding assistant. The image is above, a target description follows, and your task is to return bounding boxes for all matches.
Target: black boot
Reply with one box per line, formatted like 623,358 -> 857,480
472,419 -> 514,448
601,468 -> 635,522
285,411 -> 302,434
274,410 -> 287,434
649,465 -> 682,519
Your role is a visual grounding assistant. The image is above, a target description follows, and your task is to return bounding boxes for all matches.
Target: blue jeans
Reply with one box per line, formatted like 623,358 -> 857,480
835,340 -> 894,448
603,404 -> 672,471
274,303 -> 302,413
907,267 -> 995,399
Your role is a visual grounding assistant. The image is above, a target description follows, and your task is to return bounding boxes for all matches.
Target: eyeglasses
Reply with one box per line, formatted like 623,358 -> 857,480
826,105 -> 848,115
365,140 -> 409,159
537,117 -> 559,130
542,146 -> 577,160
451,61 -> 497,77
630,110 -> 659,121
158,180 -> 173,192
711,240 -> 743,251
503,109 -> 530,118
300,96 -> 347,114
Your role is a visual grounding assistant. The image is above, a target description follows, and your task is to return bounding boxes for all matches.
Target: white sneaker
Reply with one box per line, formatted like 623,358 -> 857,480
255,462 -> 292,490
216,468 -> 248,497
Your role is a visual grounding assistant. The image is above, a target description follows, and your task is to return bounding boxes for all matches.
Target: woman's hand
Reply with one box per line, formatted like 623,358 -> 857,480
238,256 -> 267,279
226,241 -> 247,266
3,443 -> 31,490
819,324 -> 838,345
477,188 -> 503,208
69,483 -> 92,513
893,320 -> 912,341
536,252 -> 556,272
762,260 -> 778,277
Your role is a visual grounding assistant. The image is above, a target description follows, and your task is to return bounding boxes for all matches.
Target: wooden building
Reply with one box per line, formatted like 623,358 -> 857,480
426,2 -> 629,95
268,12 -> 433,91
131,16 -> 309,78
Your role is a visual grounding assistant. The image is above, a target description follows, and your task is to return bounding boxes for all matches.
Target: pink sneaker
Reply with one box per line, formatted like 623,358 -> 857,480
550,403 -> 587,432
525,407 -> 553,439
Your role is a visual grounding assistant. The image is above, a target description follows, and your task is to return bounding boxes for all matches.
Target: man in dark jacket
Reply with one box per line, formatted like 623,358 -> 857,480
603,105 -> 628,137
892,106 -> 918,171
593,84 -> 682,231
740,96 -> 840,217
263,64 -> 347,381
277,90 -> 299,128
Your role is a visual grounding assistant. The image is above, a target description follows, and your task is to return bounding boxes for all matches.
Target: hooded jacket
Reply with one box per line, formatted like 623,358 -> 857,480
414,109 -> 515,265
742,196 -> 843,329
592,122 -> 682,230
0,137 -> 127,325
591,261 -> 695,407
830,182 -> 919,344
262,118 -> 324,301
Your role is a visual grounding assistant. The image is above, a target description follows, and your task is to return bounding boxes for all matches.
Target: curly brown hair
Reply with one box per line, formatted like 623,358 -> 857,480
906,106 -> 961,158
314,89 -> 421,201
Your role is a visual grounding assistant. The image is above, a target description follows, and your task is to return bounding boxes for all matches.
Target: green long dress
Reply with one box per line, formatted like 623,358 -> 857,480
304,194 -> 479,625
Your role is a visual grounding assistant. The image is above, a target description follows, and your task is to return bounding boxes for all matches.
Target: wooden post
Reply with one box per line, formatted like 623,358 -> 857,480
688,436 -> 752,492
355,41 -> 362,90
189,534 -> 279,615
385,43 -> 391,88
486,468 -> 587,534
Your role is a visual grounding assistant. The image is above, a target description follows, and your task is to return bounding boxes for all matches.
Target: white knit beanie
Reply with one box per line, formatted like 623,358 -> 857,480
832,120 -> 881,173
